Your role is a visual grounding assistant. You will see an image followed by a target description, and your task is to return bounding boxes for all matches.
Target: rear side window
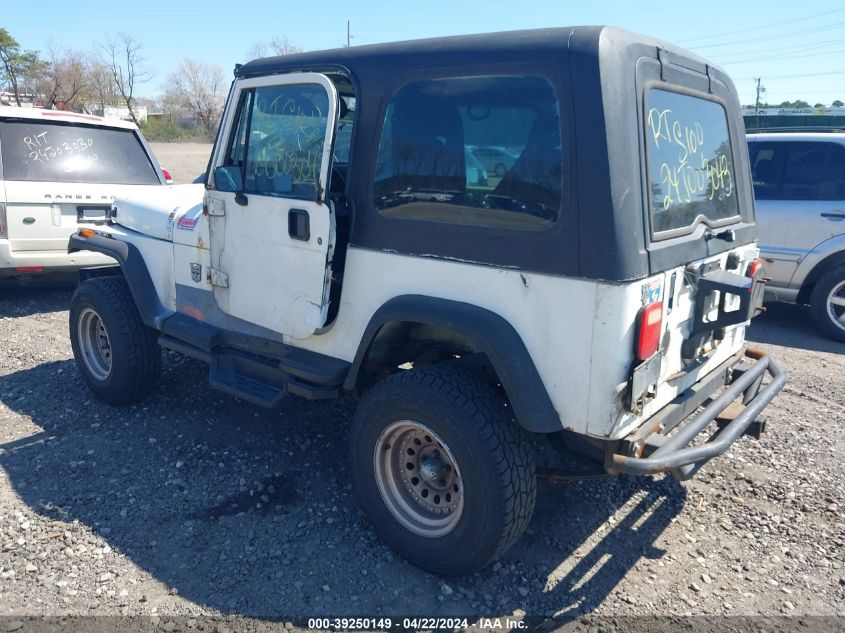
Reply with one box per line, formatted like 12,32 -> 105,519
373,76 -> 563,231
0,120 -> 160,185
748,141 -> 845,201
645,89 -> 740,235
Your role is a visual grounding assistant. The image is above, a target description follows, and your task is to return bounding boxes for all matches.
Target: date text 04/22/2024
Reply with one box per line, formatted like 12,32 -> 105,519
305,617 -> 528,630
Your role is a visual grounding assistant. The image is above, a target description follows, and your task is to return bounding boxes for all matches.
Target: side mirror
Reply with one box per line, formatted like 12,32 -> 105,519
214,165 -> 243,193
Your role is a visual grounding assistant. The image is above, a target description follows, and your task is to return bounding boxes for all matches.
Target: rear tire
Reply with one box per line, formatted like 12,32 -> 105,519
809,264 -> 845,342
350,365 -> 536,575
69,276 -> 161,405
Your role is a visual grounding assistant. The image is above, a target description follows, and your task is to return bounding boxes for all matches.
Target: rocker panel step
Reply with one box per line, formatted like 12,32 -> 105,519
209,353 -> 287,408
161,313 -> 221,351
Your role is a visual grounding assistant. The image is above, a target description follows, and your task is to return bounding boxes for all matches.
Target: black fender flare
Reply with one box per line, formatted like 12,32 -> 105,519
344,295 -> 561,433
69,233 -> 167,329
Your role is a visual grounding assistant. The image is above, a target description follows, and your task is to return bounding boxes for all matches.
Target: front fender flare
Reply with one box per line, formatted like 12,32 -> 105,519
69,233 -> 167,329
345,295 -> 561,433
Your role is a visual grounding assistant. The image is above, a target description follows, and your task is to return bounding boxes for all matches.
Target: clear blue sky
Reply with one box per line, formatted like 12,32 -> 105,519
3,0 -> 845,106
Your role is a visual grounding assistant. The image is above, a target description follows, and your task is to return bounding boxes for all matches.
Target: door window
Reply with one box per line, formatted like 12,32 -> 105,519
373,76 -> 563,231
218,83 -> 331,200
749,141 -> 845,201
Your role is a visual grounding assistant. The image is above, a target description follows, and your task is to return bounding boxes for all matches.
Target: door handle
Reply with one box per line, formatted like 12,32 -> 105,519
821,211 -> 845,220
288,209 -> 310,241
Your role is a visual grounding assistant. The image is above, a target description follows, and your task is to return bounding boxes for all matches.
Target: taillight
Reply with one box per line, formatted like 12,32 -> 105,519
746,257 -> 763,279
0,203 -> 6,239
636,301 -> 664,361
161,168 -> 173,184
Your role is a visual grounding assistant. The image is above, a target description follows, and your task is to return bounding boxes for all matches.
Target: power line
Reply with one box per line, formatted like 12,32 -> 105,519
735,70 -> 845,81
690,20 -> 845,50
719,46 -> 845,65
712,36 -> 845,63
679,8 -> 845,44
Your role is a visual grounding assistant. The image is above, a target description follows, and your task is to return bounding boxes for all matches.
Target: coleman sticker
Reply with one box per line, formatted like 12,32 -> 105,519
177,216 -> 199,231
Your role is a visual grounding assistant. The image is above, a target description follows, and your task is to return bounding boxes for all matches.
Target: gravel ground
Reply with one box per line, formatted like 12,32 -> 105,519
149,143 -> 212,185
0,283 -> 843,629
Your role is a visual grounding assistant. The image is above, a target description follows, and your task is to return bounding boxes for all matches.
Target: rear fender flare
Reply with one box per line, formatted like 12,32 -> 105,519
345,295 -> 561,433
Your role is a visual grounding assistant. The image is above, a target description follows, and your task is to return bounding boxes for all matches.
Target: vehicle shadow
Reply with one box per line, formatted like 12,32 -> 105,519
0,353 -> 684,618
0,283 -> 74,319
747,302 -> 845,355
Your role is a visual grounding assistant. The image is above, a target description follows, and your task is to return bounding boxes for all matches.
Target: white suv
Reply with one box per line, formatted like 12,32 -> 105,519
0,107 -> 166,280
747,130 -> 845,340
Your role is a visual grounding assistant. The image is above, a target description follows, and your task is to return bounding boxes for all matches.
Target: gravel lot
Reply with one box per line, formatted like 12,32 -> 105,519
1,283 -> 843,627
149,143 -> 212,185
0,144 -> 843,628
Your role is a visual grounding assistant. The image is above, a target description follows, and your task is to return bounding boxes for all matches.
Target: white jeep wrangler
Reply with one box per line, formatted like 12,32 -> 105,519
68,27 -> 784,575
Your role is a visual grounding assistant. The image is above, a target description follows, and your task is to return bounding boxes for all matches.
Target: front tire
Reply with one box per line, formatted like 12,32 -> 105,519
810,264 -> 845,342
69,276 -> 161,405
350,365 -> 536,575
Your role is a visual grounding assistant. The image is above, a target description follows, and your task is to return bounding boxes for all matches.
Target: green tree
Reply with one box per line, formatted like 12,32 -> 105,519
778,100 -> 810,109
0,28 -> 42,106
833,100 -> 844,107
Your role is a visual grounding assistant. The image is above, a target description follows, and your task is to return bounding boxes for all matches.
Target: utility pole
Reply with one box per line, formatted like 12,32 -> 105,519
754,77 -> 765,129
346,20 -> 353,47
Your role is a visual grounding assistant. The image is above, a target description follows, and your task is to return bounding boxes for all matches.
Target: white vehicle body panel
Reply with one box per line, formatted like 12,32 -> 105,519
108,211 -> 755,439
114,184 -> 204,242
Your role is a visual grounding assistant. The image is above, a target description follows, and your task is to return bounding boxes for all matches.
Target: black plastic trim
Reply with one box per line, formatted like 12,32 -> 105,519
344,295 -> 561,433
68,233 -> 168,328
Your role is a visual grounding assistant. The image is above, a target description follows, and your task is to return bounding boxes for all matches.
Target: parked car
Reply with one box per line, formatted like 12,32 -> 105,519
747,130 -> 845,341
0,107 -> 167,280
67,27 -> 783,575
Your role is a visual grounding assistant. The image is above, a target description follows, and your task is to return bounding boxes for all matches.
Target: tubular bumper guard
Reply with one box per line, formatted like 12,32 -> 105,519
610,348 -> 785,481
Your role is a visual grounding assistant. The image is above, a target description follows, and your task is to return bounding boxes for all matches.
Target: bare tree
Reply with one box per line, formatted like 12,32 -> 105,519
158,88 -> 183,124
36,44 -> 90,111
88,58 -> 118,115
247,36 -> 302,59
0,28 -> 43,106
101,33 -> 150,124
167,59 -> 226,138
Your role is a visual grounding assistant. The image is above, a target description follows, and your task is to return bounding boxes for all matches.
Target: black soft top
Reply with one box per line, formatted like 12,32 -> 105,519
238,26 -> 713,82
236,27 -> 753,281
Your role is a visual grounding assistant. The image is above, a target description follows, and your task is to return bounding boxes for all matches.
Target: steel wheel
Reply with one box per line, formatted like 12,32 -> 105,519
373,420 -> 464,538
826,280 -> 845,332
77,307 -> 113,381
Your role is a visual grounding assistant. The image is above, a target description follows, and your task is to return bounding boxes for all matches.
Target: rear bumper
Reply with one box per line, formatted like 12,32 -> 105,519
608,348 -> 785,481
0,239 -> 115,277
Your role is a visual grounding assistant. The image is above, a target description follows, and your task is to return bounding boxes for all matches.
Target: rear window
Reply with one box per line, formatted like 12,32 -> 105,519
0,120 -> 160,185
645,89 -> 740,235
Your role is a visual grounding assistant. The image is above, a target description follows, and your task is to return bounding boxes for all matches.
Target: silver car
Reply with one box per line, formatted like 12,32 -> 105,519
747,130 -> 845,341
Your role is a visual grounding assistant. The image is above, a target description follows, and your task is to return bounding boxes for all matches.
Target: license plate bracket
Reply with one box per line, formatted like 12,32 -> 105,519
77,205 -> 111,224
